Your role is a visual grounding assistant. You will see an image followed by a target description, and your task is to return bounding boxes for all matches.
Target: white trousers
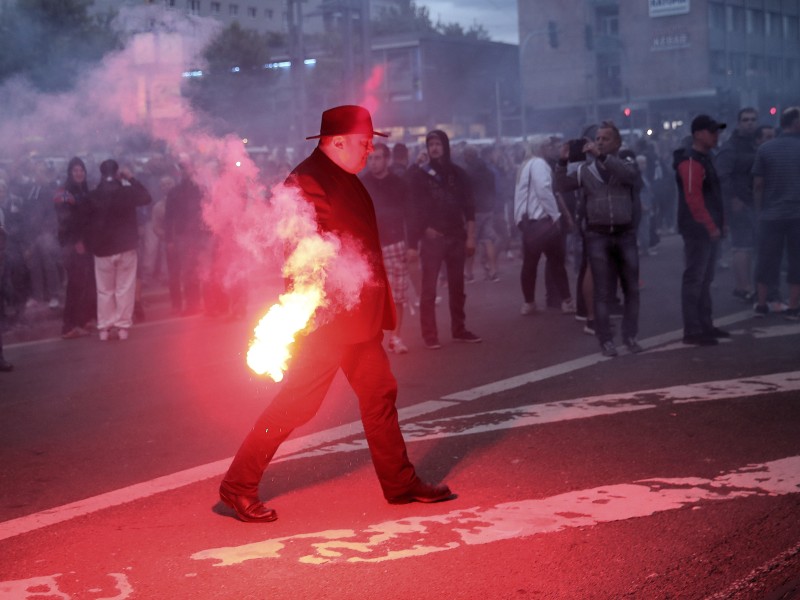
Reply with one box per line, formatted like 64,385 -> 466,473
95,250 -> 138,331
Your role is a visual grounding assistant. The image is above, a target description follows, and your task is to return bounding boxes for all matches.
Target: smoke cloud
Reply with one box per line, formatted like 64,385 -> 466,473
0,4 -> 371,323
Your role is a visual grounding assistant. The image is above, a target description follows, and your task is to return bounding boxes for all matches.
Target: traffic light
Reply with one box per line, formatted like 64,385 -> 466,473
623,107 -> 632,118
769,106 -> 778,116
548,21 -> 558,48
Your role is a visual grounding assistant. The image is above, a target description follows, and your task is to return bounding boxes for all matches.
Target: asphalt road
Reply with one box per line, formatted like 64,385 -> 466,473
1,234 -> 799,600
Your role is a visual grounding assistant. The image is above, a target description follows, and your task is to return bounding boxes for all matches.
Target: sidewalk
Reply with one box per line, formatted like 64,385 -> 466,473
2,281 -> 173,346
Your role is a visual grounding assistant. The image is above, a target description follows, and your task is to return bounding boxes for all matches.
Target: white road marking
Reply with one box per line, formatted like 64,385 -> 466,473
729,323 -> 800,339
0,310 -> 777,542
274,371 -> 800,462
191,456 -> 800,566
0,573 -> 132,600
443,310 -> 753,401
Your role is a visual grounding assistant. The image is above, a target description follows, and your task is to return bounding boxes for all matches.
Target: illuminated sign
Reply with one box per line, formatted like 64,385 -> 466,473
651,31 -> 690,51
649,0 -> 690,18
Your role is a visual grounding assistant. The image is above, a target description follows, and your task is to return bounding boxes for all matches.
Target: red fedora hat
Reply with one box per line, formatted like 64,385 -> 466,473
306,105 -> 389,140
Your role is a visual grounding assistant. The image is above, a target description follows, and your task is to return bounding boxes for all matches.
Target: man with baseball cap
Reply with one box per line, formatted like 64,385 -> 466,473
218,105 -> 455,523
673,114 -> 728,346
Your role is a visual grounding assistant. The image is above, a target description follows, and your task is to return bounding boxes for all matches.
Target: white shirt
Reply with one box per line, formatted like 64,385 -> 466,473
514,156 -> 561,226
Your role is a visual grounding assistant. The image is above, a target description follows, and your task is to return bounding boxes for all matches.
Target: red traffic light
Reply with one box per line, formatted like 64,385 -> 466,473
769,106 -> 778,116
623,107 -> 632,117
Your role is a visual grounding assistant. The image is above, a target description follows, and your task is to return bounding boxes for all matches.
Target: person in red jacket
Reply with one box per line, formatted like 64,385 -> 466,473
673,115 -> 729,346
218,106 -> 455,523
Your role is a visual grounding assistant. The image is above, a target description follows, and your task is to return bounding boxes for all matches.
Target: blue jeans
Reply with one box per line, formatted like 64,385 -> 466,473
586,228 -> 640,344
420,235 -> 467,343
681,236 -> 718,336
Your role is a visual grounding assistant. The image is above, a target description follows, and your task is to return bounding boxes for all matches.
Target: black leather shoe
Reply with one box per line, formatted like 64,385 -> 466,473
219,486 -> 278,522
682,334 -> 718,346
706,327 -> 731,338
388,481 -> 456,505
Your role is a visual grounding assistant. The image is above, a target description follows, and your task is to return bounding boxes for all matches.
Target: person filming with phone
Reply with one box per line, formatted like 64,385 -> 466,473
554,121 -> 642,357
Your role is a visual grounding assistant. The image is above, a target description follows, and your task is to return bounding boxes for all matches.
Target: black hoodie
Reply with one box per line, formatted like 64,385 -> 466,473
54,157 -> 90,246
407,130 -> 475,246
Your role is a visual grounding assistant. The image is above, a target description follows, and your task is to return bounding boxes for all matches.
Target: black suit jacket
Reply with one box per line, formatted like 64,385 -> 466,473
286,147 -> 396,344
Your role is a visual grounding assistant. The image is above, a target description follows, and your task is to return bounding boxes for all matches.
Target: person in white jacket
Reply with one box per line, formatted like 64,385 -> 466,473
514,138 -> 574,316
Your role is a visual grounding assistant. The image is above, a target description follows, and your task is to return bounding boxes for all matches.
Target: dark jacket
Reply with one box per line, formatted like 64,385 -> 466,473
359,170 -> 411,247
407,131 -> 475,246
286,147 -> 396,344
54,157 -> 90,246
84,178 -> 151,257
673,146 -> 724,239
164,177 -> 205,242
715,130 -> 756,207
554,152 -> 639,233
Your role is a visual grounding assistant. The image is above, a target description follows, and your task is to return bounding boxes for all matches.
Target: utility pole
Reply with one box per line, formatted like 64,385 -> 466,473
287,0 -> 308,141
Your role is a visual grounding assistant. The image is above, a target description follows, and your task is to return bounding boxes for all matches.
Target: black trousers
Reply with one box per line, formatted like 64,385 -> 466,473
61,246 -> 96,333
221,331 -> 419,500
419,235 -> 467,343
519,217 -> 570,305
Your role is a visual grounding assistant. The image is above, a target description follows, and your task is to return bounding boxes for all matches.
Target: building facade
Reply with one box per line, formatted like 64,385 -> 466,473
518,0 -> 800,136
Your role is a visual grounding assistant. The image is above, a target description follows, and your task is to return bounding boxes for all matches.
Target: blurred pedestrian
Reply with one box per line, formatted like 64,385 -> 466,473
22,160 -> 61,310
54,157 -> 96,339
555,122 -> 642,356
84,159 -> 152,341
463,145 -> 499,282
164,159 -> 206,315
751,106 -> 800,320
0,201 -> 13,372
408,130 -> 481,349
515,137 -> 573,316
716,108 -> 759,303
361,142 -> 414,354
674,115 -> 728,346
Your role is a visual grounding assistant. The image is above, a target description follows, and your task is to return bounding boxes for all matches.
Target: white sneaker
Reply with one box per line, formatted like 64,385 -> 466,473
388,337 -> 408,354
48,298 -> 60,309
520,302 -> 536,315
561,299 -> 577,314
98,330 -> 109,341
117,328 -> 129,341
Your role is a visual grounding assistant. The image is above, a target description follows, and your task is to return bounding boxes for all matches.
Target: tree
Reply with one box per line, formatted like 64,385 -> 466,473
371,0 -> 490,40
184,22 -> 283,138
0,0 -> 120,92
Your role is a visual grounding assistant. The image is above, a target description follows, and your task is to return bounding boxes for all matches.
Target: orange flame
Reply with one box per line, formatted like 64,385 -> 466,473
246,226 -> 338,382
246,284 -> 323,382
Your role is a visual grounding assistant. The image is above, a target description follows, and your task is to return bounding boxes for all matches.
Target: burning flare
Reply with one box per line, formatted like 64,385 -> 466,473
246,284 -> 322,382
246,231 -> 337,382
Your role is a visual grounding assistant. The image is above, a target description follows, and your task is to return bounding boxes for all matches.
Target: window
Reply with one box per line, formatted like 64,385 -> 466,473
710,51 -> 727,75
784,15 -> 799,40
727,6 -> 745,33
746,9 -> 764,35
265,8 -> 274,19
729,52 -> 746,77
229,3 -> 238,16
248,6 -> 256,17
210,1 -> 220,13
709,3 -> 725,30
747,54 -> 764,76
596,6 -> 619,36
766,12 -> 782,37
767,56 -> 780,79
188,0 -> 200,13
164,0 -> 176,6
786,59 -> 798,80
596,53 -> 621,98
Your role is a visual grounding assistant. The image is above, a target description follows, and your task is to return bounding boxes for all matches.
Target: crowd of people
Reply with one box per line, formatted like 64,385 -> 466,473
1,105 -> 798,372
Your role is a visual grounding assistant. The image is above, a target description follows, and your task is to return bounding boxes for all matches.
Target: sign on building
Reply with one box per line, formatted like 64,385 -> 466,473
649,0 -> 690,18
